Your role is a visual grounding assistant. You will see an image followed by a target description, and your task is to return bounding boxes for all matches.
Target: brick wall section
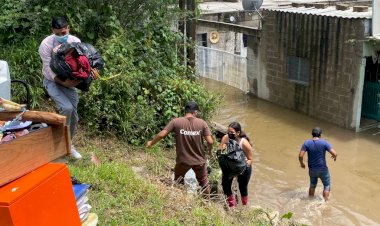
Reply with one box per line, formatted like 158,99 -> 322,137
254,10 -> 368,128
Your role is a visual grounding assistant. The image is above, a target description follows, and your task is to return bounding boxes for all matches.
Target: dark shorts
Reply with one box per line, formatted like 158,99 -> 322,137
174,162 -> 209,188
309,169 -> 330,191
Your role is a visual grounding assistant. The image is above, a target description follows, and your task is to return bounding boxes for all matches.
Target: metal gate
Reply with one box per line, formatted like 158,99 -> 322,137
362,81 -> 380,121
196,46 -> 248,93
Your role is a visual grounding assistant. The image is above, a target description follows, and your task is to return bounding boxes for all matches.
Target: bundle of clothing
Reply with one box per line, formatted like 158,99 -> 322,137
1,120 -> 47,144
50,42 -> 104,91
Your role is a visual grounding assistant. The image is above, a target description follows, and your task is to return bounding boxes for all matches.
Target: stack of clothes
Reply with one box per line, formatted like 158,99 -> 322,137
72,182 -> 92,223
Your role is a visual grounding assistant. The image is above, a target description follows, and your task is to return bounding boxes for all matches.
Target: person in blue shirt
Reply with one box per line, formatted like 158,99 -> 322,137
298,127 -> 337,201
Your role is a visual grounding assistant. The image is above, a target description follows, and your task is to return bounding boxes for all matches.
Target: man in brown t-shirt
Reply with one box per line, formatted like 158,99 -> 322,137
146,101 -> 214,196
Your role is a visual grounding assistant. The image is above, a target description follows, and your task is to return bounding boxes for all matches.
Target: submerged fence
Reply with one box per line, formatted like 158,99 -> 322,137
196,46 -> 248,93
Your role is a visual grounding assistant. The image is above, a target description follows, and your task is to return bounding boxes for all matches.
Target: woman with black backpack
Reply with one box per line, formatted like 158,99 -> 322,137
217,122 -> 254,208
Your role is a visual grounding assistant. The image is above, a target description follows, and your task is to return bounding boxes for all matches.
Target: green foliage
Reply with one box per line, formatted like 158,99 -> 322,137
0,0 -> 49,44
281,212 -> 294,220
0,0 -> 220,145
0,0 -> 123,44
79,34 -> 219,145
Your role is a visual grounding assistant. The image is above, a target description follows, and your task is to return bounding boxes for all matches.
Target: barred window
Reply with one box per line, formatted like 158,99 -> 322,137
287,56 -> 309,85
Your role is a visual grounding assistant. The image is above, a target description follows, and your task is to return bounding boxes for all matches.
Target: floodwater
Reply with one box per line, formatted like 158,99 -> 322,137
204,78 -> 380,226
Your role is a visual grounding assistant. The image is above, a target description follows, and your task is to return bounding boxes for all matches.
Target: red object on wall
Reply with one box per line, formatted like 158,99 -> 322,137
0,163 -> 81,226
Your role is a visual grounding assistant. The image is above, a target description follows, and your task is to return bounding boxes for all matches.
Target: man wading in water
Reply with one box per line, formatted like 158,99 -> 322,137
298,127 -> 337,201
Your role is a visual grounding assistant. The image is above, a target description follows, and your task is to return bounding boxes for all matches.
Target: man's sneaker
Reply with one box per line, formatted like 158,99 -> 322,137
70,146 -> 82,159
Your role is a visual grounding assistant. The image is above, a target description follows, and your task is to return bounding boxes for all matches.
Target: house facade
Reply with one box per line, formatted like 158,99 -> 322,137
197,2 -> 380,131
250,7 -> 374,130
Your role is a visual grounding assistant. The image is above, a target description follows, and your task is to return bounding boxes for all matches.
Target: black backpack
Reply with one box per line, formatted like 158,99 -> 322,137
217,139 -> 247,178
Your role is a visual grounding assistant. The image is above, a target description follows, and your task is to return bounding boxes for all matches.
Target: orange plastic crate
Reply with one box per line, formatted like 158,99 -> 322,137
0,163 -> 81,226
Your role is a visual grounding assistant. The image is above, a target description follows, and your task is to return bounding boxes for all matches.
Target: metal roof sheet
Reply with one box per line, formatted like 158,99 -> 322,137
199,1 -> 373,19
263,5 -> 372,18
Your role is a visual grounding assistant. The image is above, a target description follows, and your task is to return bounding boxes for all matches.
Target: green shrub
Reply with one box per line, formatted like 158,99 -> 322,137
0,0 -> 221,145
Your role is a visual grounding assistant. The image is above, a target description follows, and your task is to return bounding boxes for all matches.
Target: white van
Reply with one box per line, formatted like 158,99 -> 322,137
0,60 -> 11,100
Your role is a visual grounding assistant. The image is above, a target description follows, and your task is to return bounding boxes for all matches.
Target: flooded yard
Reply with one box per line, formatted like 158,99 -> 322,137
206,78 -> 380,226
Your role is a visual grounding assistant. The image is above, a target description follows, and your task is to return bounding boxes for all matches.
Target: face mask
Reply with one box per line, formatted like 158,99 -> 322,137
55,34 -> 69,43
228,132 -> 235,139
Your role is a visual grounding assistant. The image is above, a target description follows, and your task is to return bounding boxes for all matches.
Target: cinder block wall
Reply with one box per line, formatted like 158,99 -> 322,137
250,10 -> 369,128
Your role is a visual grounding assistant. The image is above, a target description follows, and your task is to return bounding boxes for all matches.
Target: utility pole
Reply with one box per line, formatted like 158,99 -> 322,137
187,0 -> 196,68
179,0 -> 196,68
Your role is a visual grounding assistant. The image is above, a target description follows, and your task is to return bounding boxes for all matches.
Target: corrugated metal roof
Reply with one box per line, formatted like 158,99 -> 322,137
263,5 -> 372,18
199,1 -> 373,19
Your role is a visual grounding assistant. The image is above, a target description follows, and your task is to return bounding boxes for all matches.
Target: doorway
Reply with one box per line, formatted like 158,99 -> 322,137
361,55 -> 380,121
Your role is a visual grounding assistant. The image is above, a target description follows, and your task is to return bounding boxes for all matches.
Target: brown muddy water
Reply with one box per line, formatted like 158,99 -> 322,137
203,78 -> 380,226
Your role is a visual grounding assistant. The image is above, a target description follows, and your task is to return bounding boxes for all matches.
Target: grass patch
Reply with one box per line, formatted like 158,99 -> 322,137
64,128 -> 303,226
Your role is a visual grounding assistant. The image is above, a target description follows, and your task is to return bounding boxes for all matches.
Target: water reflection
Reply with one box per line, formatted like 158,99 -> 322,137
203,78 -> 380,226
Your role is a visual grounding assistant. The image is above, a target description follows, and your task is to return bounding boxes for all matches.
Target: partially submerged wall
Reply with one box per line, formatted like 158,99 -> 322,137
250,10 -> 370,129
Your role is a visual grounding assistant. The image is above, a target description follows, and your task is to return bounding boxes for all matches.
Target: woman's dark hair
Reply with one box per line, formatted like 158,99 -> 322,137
51,16 -> 68,29
228,121 -> 250,142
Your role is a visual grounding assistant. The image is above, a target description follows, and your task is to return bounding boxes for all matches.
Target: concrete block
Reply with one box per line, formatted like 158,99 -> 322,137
336,4 -> 349,11
304,3 -> 314,8
353,6 -> 368,12
292,3 -> 303,8
314,3 -> 327,9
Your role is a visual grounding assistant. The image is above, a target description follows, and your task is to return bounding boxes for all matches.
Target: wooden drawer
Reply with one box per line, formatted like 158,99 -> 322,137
0,111 -> 70,187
